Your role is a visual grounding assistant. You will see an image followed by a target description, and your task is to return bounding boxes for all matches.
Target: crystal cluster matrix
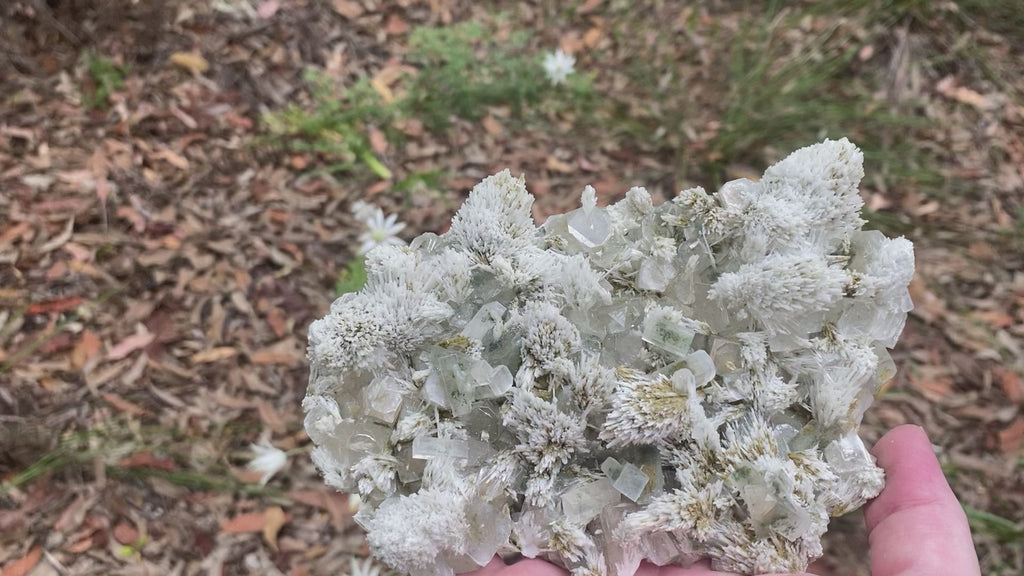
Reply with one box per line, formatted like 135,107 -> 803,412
305,138 -> 915,575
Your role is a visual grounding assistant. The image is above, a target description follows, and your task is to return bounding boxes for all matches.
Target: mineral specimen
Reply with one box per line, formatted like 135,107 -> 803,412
304,138 -> 915,575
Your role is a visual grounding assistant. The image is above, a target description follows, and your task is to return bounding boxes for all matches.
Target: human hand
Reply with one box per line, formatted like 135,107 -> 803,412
469,425 -> 981,576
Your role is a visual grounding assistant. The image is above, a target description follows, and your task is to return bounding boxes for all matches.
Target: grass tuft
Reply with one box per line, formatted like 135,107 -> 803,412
261,18 -> 592,180
82,52 -> 128,111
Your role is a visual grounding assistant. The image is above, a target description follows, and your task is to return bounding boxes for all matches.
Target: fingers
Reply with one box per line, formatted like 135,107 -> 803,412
468,556 -> 568,576
468,556 -> 515,576
472,556 -> 817,576
863,425 -> 981,576
639,559 -> 738,576
654,558 -> 814,576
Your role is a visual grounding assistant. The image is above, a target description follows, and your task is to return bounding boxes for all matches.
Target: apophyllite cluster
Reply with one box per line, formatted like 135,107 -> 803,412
303,138 -> 915,575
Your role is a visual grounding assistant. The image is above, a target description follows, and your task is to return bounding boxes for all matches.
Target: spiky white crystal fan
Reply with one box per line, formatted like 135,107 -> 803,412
305,138 -> 915,576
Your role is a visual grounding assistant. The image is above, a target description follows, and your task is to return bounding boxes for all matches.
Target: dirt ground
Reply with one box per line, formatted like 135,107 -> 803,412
1,1 -> 1022,575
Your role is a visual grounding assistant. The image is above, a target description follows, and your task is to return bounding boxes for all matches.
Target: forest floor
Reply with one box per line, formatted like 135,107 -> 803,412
1,1 -> 1023,575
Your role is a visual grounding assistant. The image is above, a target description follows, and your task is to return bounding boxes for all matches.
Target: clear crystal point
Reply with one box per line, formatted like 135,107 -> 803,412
463,501 -> 512,566
411,435 -> 470,460
637,259 -> 676,292
567,208 -> 612,247
428,348 -> 477,416
462,301 -> 507,341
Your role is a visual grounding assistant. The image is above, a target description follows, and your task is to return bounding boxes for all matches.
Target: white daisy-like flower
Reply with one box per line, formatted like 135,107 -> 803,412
351,200 -> 378,223
349,556 -> 382,576
543,49 -> 576,85
248,442 -> 288,486
358,208 -> 406,254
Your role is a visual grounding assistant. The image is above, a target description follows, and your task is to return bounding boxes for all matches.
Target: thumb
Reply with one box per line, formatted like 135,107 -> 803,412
863,425 -> 980,576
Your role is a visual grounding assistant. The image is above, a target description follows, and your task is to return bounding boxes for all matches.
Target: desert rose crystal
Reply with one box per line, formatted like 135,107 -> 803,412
304,138 -> 914,575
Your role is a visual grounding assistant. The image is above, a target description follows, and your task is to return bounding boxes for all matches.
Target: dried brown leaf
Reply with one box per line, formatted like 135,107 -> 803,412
190,347 -> 238,364
908,277 -> 947,323
118,451 -> 177,471
482,116 -> 503,137
545,156 -> 573,174
368,128 -> 388,155
27,296 -> 84,315
0,221 -> 32,250
213,391 -> 255,409
71,330 -> 101,370
995,368 -> 1024,404
976,310 -> 1014,329
54,494 -> 95,533
370,78 -> 394,104
385,14 -> 409,35
38,218 -> 75,254
396,118 -> 423,137
113,521 -> 139,545
998,418 -> 1024,453
154,148 -> 189,171
250,339 -> 302,365
262,506 -> 287,551
106,331 -> 155,361
331,0 -> 364,19
65,536 -> 93,554
221,511 -> 266,534
257,0 -> 280,18
101,393 -> 149,416
287,490 -> 352,530
266,307 -> 289,338
169,51 -> 210,74
1,546 -> 41,576
257,400 -> 288,433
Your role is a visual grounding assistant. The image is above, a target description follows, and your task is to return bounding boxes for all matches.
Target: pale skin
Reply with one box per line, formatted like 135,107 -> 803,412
469,425 -> 982,576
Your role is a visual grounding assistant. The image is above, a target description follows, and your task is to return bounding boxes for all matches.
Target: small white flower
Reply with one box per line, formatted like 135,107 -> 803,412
349,556 -> 382,576
351,200 -> 378,223
358,208 -> 406,254
543,49 -> 576,85
248,442 -> 288,486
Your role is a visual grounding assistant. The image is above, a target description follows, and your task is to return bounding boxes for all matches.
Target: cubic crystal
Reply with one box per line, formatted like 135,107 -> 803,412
488,365 -> 514,397
561,478 -> 621,524
641,531 -> 682,566
363,374 -> 405,425
612,462 -> 650,502
601,456 -> 623,480
642,311 -> 695,359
